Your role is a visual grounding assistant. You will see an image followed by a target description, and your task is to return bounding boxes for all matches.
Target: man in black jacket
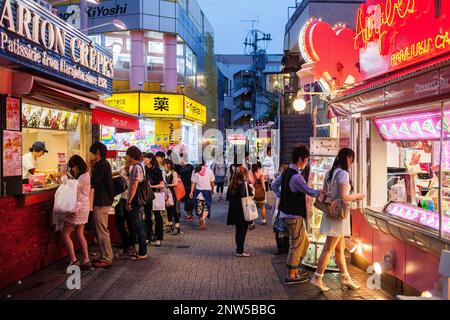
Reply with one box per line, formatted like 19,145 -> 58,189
89,142 -> 114,268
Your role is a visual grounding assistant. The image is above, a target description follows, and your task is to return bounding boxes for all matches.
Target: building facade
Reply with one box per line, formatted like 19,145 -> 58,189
280,0 -> 363,164
215,54 -> 284,130
54,0 -> 218,162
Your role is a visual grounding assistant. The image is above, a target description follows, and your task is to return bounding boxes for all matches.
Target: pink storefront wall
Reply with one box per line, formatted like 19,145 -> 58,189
352,209 -> 441,292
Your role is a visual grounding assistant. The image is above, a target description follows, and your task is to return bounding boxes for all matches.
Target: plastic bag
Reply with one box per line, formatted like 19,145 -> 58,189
53,178 -> 78,214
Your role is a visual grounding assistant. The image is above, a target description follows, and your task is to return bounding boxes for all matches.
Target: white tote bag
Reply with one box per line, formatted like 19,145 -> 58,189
241,182 -> 259,222
152,192 -> 166,211
53,178 -> 78,214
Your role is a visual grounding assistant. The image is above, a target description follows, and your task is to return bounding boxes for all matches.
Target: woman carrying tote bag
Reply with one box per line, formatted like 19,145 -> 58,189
226,166 -> 254,257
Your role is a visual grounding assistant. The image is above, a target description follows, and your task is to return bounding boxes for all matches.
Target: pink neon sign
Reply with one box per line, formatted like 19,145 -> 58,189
374,110 -> 450,141
385,202 -> 450,234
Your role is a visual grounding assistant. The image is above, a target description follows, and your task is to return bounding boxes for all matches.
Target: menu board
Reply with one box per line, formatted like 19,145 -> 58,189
2,131 -> 22,177
310,137 -> 340,156
22,103 -> 79,131
5,97 -> 21,131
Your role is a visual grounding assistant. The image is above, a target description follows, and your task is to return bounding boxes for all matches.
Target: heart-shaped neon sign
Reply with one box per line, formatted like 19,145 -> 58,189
299,20 -> 361,91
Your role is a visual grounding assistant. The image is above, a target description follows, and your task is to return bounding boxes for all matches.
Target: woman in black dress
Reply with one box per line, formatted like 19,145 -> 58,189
226,166 -> 253,257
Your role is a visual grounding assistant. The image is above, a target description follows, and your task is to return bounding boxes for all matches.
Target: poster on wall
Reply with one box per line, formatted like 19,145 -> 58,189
5,97 -> 21,131
2,131 -> 22,177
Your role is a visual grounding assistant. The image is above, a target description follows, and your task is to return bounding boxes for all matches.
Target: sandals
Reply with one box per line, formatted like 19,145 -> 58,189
130,255 -> 148,261
80,261 -> 94,271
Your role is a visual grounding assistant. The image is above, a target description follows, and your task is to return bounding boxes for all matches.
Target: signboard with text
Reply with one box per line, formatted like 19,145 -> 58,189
104,93 -> 206,123
355,0 -> 450,80
184,96 -> 206,124
0,0 -> 113,93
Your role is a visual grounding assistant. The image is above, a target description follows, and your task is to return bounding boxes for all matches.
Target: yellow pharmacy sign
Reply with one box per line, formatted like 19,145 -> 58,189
184,96 -> 207,124
140,93 -> 184,118
103,93 -> 139,114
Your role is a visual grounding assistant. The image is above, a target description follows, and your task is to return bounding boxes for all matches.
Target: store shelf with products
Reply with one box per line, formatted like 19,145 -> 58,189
304,138 -> 341,271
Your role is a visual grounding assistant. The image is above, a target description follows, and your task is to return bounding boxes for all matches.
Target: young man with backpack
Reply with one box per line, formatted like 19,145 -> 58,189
272,144 -> 320,284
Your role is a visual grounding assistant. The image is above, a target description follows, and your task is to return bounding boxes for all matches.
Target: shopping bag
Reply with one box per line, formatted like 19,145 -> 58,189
152,192 -> 166,211
174,178 -> 186,201
266,190 -> 276,207
53,178 -> 78,214
241,182 -> 259,222
164,188 -> 175,207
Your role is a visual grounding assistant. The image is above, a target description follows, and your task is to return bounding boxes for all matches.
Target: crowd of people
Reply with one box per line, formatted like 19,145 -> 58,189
58,141 -> 364,293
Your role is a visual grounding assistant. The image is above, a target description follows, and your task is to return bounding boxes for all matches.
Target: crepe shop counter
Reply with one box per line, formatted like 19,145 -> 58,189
20,102 -> 92,199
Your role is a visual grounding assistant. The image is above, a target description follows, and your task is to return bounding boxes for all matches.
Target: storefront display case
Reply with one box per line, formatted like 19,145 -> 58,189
364,106 -> 450,244
304,137 -> 340,270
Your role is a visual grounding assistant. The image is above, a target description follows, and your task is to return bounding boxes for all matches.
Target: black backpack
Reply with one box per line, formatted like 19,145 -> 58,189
132,164 -> 155,208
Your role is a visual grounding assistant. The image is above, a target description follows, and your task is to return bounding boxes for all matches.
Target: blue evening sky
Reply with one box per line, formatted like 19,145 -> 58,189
196,0 -> 295,54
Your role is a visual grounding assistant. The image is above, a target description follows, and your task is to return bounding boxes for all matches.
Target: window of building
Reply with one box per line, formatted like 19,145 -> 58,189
104,34 -> 130,80
177,43 -> 185,82
146,39 -> 164,82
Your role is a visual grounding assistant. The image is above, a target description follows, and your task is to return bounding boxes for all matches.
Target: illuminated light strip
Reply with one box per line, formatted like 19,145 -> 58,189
299,19 -> 314,63
308,22 -> 321,62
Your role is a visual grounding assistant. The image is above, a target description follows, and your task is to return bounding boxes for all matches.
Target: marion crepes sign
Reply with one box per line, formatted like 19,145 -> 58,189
0,0 -> 113,93
354,0 -> 450,80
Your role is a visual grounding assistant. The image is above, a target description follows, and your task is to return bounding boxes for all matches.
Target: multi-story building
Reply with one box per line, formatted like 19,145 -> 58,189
215,54 -> 284,130
280,0 -> 363,164
54,0 -> 218,163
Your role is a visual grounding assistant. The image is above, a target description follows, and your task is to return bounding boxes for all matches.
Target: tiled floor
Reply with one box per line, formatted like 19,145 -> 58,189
0,198 -> 392,300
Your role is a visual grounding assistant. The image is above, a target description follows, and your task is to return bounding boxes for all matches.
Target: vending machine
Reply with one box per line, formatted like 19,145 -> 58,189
303,137 -> 340,271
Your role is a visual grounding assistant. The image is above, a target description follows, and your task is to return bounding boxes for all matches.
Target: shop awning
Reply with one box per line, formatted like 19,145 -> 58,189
42,86 -> 139,132
92,109 -> 139,132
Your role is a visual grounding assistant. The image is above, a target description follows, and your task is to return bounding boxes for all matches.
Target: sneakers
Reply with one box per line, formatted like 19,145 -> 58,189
297,268 -> 309,278
261,219 -> 267,225
285,275 -> 311,285
184,215 -> 194,221
235,252 -> 251,257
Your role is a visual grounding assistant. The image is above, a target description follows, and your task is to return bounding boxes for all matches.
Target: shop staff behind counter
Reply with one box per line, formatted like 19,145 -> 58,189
22,141 -> 48,181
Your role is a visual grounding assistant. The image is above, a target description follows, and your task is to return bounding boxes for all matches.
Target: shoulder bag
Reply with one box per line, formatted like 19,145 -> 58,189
241,182 -> 259,222
313,169 -> 349,219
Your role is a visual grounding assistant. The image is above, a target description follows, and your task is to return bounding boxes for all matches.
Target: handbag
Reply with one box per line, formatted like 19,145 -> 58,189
313,169 -> 349,219
152,191 -> 166,211
241,182 -> 259,222
174,178 -> 186,201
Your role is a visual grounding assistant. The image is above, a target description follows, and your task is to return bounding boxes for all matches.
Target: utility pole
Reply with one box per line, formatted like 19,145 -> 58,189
242,20 -> 272,127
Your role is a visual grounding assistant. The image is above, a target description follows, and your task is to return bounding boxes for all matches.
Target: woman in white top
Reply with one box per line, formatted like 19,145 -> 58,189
61,155 -> 92,271
310,148 -> 366,292
190,161 -> 215,230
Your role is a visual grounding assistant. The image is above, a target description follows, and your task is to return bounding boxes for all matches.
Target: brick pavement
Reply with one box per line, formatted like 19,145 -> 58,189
0,196 -> 392,300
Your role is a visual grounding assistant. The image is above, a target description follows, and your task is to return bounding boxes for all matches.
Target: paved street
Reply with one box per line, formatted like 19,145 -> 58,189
1,198 -> 391,300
